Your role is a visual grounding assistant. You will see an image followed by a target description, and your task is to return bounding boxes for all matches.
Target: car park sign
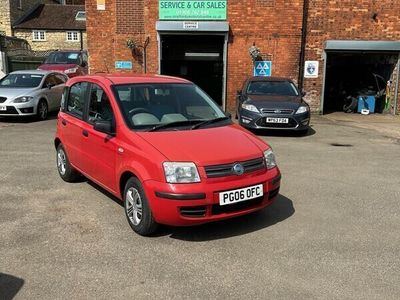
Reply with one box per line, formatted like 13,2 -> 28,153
254,61 -> 272,77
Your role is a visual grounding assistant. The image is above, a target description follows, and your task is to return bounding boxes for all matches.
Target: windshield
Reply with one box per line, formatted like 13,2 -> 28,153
247,81 -> 299,96
112,83 -> 228,131
0,73 -> 44,88
44,52 -> 80,64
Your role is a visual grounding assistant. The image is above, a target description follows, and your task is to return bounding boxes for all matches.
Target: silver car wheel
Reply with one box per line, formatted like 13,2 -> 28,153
126,188 -> 143,225
38,101 -> 48,119
57,148 -> 67,176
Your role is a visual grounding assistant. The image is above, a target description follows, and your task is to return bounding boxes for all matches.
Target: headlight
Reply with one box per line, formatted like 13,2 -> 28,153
163,162 -> 201,183
295,105 -> 309,114
64,67 -> 78,74
241,103 -> 259,113
13,96 -> 34,103
263,149 -> 277,170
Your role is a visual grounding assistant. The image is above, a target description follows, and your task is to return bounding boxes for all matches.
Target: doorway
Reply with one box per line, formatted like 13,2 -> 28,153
160,34 -> 225,106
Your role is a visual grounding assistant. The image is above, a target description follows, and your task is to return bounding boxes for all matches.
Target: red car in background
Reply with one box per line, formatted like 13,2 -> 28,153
55,74 -> 281,236
38,50 -> 88,78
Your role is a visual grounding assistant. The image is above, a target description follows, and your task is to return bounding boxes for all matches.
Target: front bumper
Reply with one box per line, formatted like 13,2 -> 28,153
0,104 -> 36,116
239,109 -> 310,130
143,167 -> 281,226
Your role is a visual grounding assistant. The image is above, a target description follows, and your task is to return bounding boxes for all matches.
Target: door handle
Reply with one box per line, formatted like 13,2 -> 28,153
61,119 -> 67,126
82,130 -> 89,137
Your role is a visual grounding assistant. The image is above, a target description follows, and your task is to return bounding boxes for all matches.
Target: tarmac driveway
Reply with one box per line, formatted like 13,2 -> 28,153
0,114 -> 399,299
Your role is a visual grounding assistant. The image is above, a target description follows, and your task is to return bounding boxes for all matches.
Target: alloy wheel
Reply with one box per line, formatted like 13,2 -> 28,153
126,187 -> 143,225
57,148 -> 67,176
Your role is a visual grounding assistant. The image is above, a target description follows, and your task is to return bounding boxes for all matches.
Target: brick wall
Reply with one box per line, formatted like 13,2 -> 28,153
304,0 -> 400,113
14,29 -> 87,50
86,0 -> 303,112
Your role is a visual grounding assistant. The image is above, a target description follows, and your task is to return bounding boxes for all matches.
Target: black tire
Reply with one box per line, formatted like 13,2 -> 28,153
36,99 -> 48,120
56,144 -> 80,182
124,177 -> 158,236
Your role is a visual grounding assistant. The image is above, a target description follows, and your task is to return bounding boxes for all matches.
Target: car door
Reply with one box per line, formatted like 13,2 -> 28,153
60,81 -> 89,169
79,82 -> 118,193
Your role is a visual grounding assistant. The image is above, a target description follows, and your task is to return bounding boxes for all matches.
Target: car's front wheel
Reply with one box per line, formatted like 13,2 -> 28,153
37,99 -> 48,120
124,177 -> 158,236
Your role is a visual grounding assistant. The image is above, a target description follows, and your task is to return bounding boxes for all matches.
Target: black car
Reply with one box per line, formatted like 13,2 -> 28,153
236,77 -> 310,133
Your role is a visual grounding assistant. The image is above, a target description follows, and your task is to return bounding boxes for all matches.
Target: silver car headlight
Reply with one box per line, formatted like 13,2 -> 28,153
163,162 -> 201,183
241,103 -> 259,113
264,149 -> 277,170
295,105 -> 309,114
13,96 -> 34,103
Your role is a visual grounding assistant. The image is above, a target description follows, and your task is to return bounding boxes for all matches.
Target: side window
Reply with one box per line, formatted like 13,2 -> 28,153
88,84 -> 114,124
43,75 -> 57,88
54,74 -> 67,85
67,82 -> 88,119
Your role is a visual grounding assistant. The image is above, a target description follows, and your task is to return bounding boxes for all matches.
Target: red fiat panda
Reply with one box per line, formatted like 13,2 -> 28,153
55,74 -> 281,236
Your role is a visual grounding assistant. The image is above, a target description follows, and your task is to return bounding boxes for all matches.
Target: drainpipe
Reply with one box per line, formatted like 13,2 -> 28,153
298,0 -> 309,90
394,53 -> 400,115
79,30 -> 83,50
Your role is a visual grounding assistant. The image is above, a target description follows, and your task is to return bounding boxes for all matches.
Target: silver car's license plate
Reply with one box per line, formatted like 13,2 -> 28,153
0,106 -> 6,111
266,117 -> 289,123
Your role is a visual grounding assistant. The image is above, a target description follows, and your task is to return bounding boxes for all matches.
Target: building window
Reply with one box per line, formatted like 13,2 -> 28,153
66,31 -> 79,42
32,30 -> 46,41
75,11 -> 86,21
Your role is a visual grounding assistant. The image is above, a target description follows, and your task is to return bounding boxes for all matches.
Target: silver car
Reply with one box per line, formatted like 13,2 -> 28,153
0,70 -> 68,120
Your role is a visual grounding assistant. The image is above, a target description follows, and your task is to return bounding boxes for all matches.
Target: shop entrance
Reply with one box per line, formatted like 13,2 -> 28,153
322,52 -> 399,114
160,34 -> 225,106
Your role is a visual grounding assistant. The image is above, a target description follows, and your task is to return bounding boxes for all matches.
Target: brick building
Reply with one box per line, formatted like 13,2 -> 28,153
86,0 -> 400,114
13,4 -> 87,51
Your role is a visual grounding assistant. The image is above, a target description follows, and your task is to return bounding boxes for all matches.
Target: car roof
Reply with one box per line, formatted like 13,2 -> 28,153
70,74 -> 192,85
10,70 -> 53,75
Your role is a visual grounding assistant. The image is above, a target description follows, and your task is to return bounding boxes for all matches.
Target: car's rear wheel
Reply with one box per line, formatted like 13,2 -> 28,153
124,177 -> 158,236
56,144 -> 80,182
37,99 -> 48,120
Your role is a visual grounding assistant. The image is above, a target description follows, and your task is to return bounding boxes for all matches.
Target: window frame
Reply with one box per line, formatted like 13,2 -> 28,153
65,81 -> 90,120
32,30 -> 46,42
66,31 -> 80,42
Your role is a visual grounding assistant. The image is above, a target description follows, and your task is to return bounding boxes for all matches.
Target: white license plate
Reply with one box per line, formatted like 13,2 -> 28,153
0,106 -> 6,111
219,184 -> 263,206
266,117 -> 289,123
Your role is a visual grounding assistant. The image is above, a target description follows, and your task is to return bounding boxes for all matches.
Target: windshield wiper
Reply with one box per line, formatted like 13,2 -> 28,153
148,120 -> 203,132
191,116 -> 230,130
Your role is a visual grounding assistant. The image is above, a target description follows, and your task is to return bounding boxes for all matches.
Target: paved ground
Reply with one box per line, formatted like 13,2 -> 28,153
0,113 -> 399,299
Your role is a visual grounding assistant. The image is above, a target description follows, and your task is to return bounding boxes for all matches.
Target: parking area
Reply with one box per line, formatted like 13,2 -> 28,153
1,114 -> 399,299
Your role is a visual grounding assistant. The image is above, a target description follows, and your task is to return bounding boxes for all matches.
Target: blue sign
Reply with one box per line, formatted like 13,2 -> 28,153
254,61 -> 272,77
115,61 -> 133,69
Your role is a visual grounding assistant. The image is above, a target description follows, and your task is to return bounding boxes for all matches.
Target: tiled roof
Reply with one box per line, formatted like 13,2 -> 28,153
13,4 -> 85,30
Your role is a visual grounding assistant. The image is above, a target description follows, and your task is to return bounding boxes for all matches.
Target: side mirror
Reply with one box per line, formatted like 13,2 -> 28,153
94,120 -> 115,136
47,83 -> 55,89
81,61 -> 87,67
301,90 -> 306,97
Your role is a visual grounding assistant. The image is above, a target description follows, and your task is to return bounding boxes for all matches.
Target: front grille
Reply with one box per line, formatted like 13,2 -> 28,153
180,206 -> 207,217
0,106 -> 18,115
0,97 -> 7,103
212,196 -> 264,215
260,108 -> 294,114
256,117 -> 298,128
205,157 -> 265,178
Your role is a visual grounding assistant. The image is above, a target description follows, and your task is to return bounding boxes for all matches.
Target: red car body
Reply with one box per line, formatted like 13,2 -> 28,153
38,50 -> 88,78
55,74 -> 281,232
